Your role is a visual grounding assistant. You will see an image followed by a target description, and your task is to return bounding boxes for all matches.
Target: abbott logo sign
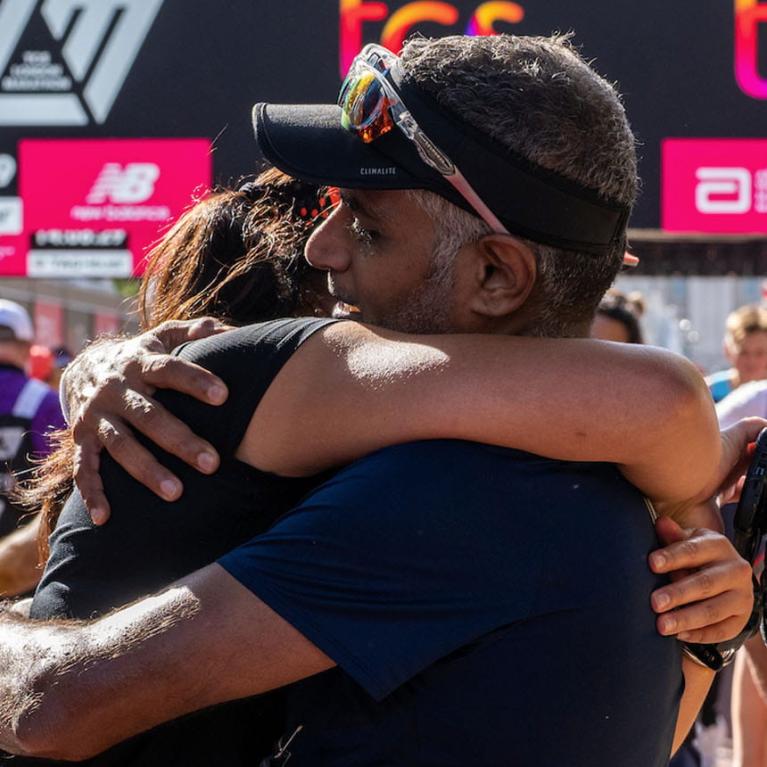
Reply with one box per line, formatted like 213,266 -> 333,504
0,0 -> 164,126
695,167 -> 753,214
663,139 -> 767,233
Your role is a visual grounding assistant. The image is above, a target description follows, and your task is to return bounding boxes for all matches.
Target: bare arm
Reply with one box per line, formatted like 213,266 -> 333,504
0,525 -> 751,761
744,635 -> 767,704
0,516 -> 41,597
732,649 -> 767,767
241,322 -> 721,505
673,659 -> 716,754
0,564 -> 334,760
67,320 -> 719,514
649,515 -> 742,754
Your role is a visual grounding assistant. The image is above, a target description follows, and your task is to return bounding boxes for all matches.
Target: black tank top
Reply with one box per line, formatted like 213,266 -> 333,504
29,318 -> 337,766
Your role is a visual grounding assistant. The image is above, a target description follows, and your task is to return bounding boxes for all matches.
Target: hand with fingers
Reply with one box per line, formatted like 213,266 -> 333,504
650,516 -> 754,644
66,318 -> 232,525
647,417 -> 767,646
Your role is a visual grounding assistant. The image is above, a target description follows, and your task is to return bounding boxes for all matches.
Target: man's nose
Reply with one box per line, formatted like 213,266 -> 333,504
305,206 -> 352,273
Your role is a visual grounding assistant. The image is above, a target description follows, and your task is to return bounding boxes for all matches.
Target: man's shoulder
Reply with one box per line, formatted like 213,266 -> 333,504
311,440 -> 636,516
342,439 -> 601,478
336,440 -> 548,483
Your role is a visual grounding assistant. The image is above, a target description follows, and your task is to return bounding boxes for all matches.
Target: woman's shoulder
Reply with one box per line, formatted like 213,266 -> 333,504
156,317 -> 338,458
172,317 -> 337,372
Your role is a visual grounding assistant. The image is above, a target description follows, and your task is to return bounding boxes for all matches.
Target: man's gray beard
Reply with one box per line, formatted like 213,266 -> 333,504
379,256 -> 455,334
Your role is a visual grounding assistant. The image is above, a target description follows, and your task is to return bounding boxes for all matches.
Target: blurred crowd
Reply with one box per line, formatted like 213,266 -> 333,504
592,295 -> 767,767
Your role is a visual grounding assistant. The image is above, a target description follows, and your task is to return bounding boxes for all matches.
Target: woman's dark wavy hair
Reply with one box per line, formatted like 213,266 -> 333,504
17,168 -> 328,559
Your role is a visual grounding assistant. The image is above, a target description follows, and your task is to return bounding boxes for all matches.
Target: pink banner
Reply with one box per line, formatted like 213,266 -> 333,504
662,138 -> 767,233
17,138 -> 211,277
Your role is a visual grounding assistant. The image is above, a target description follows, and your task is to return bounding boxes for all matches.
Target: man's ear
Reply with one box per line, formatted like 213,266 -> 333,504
468,234 -> 537,318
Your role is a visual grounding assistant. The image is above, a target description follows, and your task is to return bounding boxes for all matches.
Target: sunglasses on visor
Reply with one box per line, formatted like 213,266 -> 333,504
339,44 -> 510,235
338,44 -> 639,268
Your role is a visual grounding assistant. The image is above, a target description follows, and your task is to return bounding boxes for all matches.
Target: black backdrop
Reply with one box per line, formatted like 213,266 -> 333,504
1,0 -> 765,229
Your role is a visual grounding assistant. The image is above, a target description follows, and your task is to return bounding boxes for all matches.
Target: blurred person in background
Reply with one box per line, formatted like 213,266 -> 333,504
591,288 -> 645,343
0,299 -> 64,597
47,346 -> 73,391
716,376 -> 767,427
707,305 -> 767,403
715,384 -> 767,767
731,642 -> 767,767
28,344 -> 53,383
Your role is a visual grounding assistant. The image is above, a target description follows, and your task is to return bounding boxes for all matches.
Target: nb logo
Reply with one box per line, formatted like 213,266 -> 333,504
0,0 -> 164,125
86,163 -> 160,204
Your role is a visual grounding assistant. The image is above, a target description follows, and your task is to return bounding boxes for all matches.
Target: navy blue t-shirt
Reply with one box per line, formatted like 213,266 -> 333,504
220,440 -> 682,767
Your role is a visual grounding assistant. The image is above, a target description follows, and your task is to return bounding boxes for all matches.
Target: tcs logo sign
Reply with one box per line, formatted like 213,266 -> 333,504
339,0 -> 524,76
735,0 -> 767,98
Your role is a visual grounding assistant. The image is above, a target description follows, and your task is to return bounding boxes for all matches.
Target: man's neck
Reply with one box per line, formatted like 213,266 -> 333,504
473,313 -> 591,340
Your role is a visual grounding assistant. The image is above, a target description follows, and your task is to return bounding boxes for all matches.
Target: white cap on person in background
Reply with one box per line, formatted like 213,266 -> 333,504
0,300 -> 34,342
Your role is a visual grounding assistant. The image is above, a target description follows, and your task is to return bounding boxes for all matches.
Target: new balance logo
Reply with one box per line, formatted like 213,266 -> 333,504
0,0 -> 164,126
86,163 -> 159,204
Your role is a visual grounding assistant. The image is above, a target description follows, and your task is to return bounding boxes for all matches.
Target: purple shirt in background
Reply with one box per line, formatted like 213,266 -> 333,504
0,365 -> 66,456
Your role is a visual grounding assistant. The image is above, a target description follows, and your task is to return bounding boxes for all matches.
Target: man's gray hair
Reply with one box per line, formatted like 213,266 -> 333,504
400,33 -> 638,337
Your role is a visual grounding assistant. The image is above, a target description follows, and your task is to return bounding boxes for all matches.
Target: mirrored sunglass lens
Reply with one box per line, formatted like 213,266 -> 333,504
341,72 -> 382,129
340,66 -> 396,142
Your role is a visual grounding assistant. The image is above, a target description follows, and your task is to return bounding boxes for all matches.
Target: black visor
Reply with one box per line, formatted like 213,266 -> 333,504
252,80 -> 630,256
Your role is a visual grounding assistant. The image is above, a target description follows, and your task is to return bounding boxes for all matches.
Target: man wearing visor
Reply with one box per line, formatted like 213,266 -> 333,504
0,34 -> 756,766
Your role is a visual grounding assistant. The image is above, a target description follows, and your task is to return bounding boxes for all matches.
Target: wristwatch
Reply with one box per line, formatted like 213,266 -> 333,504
681,576 -> 764,672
